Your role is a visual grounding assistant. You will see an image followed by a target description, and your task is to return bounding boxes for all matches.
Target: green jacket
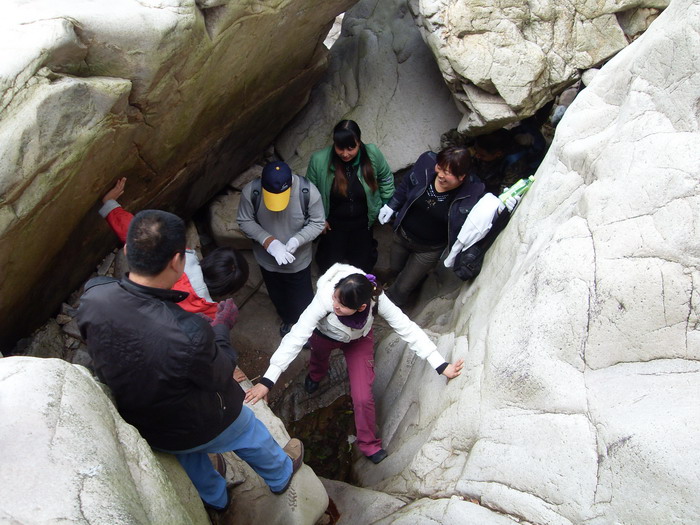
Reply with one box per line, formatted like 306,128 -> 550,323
305,144 -> 394,227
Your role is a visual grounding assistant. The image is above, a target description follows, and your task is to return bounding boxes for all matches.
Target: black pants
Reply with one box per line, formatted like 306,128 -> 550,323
259,265 -> 314,325
315,226 -> 377,274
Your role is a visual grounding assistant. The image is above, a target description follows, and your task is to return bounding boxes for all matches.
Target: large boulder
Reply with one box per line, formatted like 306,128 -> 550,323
352,1 -> 700,523
276,0 -> 462,174
0,356 -> 208,524
415,0 -> 669,133
0,356 -> 328,525
0,0 -> 355,349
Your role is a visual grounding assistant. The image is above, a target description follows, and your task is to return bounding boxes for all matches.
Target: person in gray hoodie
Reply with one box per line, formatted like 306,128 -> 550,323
237,161 -> 325,337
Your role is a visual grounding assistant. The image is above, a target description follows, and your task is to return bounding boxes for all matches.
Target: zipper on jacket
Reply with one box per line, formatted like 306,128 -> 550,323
397,165 -> 430,230
216,392 -> 226,411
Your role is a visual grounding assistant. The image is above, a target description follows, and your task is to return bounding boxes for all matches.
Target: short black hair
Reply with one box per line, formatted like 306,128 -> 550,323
126,210 -> 186,276
200,247 -> 249,298
436,146 -> 473,179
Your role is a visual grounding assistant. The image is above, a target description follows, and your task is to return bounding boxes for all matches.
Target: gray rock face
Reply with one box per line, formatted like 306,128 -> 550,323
0,357 -> 328,525
276,0 -> 462,174
352,1 -> 700,523
415,0 -> 668,133
0,0 -> 355,348
0,356 -> 208,524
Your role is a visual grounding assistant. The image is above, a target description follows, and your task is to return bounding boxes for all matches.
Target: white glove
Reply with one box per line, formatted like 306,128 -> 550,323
266,239 -> 296,265
378,204 -> 395,225
505,195 -> 521,212
285,237 -> 300,254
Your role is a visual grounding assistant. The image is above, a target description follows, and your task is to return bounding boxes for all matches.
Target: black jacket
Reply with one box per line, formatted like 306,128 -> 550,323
77,276 -> 244,450
388,151 -> 486,249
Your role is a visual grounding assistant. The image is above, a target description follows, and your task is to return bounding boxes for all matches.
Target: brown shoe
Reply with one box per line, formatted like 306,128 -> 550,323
272,438 -> 304,495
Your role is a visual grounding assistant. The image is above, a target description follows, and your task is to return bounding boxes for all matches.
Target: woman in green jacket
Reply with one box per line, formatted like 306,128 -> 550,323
306,120 -> 395,273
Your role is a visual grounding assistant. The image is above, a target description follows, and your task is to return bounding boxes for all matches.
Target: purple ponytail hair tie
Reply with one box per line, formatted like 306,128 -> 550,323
365,273 -> 377,286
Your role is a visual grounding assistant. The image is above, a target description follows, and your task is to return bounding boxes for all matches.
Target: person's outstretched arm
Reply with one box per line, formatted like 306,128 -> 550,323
99,177 -> 132,243
244,293 -> 329,404
377,293 -> 463,380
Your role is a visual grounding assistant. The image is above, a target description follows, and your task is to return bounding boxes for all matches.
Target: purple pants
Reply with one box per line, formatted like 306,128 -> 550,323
308,330 -> 382,456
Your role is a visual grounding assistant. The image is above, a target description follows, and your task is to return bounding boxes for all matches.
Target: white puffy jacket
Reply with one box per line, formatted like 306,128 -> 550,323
262,263 -> 447,385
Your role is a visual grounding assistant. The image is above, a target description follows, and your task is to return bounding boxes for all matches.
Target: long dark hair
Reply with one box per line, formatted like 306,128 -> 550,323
200,247 -> 249,298
334,273 -> 382,310
330,120 -> 378,196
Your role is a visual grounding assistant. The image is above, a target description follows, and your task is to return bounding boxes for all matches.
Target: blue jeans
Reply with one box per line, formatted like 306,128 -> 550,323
159,406 -> 292,508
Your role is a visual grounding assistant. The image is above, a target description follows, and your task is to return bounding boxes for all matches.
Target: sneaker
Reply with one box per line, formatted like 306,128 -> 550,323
279,322 -> 293,338
367,448 -> 388,464
304,374 -> 319,394
272,438 -> 304,495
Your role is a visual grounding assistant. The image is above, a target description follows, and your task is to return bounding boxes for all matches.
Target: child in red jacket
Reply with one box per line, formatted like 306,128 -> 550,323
99,178 -> 248,318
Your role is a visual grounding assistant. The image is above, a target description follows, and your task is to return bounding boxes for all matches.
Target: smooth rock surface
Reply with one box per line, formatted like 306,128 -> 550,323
0,356 -> 329,525
0,0 -> 355,349
0,356 -> 207,525
321,478 -> 406,524
276,0 -> 461,174
415,0 -> 669,133
351,1 -> 700,523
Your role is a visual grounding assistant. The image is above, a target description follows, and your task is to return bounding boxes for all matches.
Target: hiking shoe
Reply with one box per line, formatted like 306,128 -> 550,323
367,449 -> 388,464
304,374 -> 319,394
279,322 -> 293,338
272,438 -> 304,495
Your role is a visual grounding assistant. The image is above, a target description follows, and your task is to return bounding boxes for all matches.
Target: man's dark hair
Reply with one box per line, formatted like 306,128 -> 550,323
126,210 -> 186,276
200,247 -> 249,298
437,146 -> 473,179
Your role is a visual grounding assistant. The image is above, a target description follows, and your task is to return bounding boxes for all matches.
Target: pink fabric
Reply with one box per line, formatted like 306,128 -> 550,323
308,330 -> 382,456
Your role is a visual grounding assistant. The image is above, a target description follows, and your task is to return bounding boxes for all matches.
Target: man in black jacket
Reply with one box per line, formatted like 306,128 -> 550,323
78,210 -> 303,511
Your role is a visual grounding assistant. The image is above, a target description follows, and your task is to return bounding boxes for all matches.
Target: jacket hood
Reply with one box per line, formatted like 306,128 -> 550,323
316,263 -> 364,296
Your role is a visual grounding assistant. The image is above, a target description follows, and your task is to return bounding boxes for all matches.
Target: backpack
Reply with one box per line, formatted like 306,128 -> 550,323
453,207 -> 512,281
250,175 -> 311,224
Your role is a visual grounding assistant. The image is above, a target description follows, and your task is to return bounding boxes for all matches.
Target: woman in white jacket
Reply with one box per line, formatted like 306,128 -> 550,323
245,263 -> 463,464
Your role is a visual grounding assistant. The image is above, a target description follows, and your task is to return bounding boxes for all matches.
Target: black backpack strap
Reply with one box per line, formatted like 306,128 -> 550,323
251,178 -> 262,222
298,176 -> 310,224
